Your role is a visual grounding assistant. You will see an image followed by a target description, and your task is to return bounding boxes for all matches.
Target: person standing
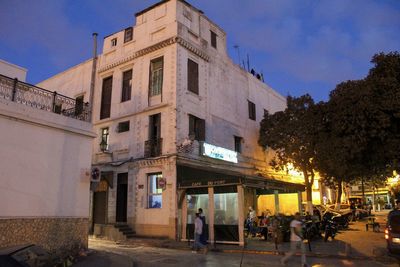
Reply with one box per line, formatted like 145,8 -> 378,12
247,207 -> 257,237
281,212 -> 307,267
193,213 -> 208,254
198,208 -> 207,245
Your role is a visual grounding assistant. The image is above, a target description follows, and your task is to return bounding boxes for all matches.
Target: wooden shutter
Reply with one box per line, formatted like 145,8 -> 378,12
149,113 -> 161,140
197,118 -> 206,141
189,115 -> 195,137
100,76 -> 113,119
187,59 -> 199,94
211,31 -> 217,48
122,69 -> 132,102
75,95 -> 84,115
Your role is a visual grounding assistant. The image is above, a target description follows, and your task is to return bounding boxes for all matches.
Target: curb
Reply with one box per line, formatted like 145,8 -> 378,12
121,241 -> 372,261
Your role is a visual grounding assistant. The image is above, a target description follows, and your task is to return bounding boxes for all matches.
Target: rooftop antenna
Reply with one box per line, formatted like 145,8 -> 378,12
246,54 -> 250,72
233,45 -> 242,68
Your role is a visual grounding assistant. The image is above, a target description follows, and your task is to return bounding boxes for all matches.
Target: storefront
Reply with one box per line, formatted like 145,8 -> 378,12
177,164 -> 305,246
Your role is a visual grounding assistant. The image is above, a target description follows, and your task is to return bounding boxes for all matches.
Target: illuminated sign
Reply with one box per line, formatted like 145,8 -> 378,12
202,142 -> 238,163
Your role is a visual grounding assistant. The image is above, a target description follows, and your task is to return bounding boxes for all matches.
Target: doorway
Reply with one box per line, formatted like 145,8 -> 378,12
116,173 -> 128,223
93,180 -> 108,224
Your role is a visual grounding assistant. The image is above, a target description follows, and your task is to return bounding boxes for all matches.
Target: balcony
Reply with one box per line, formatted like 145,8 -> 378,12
144,138 -> 163,157
0,74 -> 90,121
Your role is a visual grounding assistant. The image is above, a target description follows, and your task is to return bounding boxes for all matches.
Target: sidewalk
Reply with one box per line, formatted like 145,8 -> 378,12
94,211 -> 396,264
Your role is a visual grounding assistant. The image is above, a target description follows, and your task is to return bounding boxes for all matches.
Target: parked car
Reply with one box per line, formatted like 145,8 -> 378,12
386,209 -> 400,253
327,204 -> 369,220
321,208 -> 351,229
0,244 -> 53,267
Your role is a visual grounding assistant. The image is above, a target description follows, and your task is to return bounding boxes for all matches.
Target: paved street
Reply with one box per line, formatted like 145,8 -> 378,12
74,239 -> 397,267
74,212 -> 400,267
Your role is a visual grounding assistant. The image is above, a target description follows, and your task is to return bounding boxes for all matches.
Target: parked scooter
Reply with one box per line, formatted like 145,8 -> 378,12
322,219 -> 337,242
302,220 -> 321,241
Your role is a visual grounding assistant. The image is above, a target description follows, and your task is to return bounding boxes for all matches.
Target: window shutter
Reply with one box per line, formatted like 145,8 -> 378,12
188,59 -> 199,94
197,119 -> 206,141
211,31 -> 217,48
100,76 -> 113,119
122,69 -> 132,102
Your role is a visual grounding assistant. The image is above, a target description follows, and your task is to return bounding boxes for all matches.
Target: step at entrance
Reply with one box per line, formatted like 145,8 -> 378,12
114,224 -> 136,239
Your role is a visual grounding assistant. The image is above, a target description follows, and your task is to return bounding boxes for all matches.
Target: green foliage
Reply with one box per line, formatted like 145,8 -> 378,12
259,94 -> 317,202
315,52 -> 400,201
259,52 -> 400,205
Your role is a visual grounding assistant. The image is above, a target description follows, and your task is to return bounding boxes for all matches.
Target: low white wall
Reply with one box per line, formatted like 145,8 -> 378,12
0,98 -> 96,218
0,59 -> 27,81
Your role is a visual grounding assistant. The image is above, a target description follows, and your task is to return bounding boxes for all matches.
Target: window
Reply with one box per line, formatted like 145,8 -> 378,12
187,59 -> 199,94
100,76 -> 113,119
148,173 -> 163,208
189,114 -> 205,141
248,100 -> 256,120
100,127 -> 110,151
117,121 -> 130,133
234,136 -> 242,153
124,27 -> 133,43
263,109 -> 268,117
149,57 -> 163,96
111,38 -> 117,47
121,69 -> 132,102
75,95 -> 84,115
149,113 -> 161,139
210,30 -> 217,49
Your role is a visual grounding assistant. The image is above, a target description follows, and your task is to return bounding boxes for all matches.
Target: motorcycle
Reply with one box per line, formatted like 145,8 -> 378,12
322,219 -> 337,242
302,220 -> 321,241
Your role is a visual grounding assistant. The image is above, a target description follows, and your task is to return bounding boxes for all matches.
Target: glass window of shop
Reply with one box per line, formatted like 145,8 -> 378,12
214,186 -> 239,242
186,188 -> 208,239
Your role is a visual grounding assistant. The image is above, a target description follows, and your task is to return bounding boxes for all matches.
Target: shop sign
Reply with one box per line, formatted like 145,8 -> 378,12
202,142 -> 238,163
179,177 -> 240,188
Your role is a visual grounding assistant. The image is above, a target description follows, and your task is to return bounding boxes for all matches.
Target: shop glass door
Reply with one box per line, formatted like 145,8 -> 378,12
186,190 -> 209,240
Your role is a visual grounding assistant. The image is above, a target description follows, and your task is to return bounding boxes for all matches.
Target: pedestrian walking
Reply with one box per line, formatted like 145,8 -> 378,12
192,213 -> 208,254
281,212 -> 307,267
198,208 -> 207,245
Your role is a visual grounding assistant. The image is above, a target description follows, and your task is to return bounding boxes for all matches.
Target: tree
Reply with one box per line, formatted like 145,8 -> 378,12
259,94 -> 318,213
315,52 -> 400,206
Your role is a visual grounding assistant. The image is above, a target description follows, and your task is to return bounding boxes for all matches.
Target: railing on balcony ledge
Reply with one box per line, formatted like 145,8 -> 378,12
144,138 -> 163,157
0,74 -> 90,122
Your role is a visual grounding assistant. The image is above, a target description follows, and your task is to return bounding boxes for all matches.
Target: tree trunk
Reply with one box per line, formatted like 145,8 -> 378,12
303,169 -> 313,215
335,180 -> 342,210
361,177 -> 365,204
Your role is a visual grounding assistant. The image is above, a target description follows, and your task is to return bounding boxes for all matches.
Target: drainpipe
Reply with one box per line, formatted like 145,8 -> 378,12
88,33 -> 98,235
89,32 -> 98,123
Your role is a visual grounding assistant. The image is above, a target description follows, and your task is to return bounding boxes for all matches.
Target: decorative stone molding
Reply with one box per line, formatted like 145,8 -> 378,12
98,36 -> 210,73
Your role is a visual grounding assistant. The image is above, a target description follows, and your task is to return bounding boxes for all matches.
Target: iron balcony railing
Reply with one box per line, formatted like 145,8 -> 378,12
144,138 -> 163,157
0,74 -> 90,122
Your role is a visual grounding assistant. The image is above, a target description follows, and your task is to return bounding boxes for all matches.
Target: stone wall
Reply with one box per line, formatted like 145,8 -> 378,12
0,217 -> 89,256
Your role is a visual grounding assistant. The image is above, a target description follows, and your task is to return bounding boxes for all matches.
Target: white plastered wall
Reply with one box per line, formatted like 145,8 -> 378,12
0,99 -> 95,218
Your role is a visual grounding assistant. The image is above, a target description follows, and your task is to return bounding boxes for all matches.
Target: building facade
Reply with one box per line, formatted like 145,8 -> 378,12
38,0 -> 303,245
0,73 -> 94,254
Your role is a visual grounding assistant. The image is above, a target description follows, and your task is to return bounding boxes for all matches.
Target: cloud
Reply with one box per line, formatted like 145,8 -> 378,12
200,0 -> 400,95
0,0 -> 93,71
0,0 -> 398,100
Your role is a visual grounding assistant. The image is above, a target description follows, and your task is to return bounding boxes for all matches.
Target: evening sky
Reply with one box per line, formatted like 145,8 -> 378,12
0,0 -> 399,101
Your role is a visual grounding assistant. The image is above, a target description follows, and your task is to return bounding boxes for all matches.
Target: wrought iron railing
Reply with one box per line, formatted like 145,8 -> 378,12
0,74 -> 90,121
144,138 -> 163,157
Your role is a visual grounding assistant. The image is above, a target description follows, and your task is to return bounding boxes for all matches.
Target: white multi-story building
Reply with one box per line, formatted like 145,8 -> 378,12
38,0 -> 303,245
